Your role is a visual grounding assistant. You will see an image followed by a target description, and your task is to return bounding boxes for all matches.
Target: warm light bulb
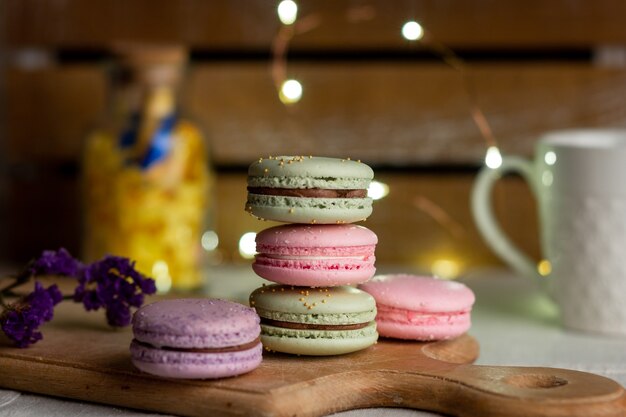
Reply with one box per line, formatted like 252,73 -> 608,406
367,181 -> 389,200
279,79 -> 303,104
201,230 -> 219,251
238,232 -> 257,259
485,146 -> 503,169
402,21 -> 424,41
431,259 -> 461,280
277,0 -> 298,25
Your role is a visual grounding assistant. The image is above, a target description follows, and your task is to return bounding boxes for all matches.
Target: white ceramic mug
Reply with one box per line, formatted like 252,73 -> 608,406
472,129 -> 626,335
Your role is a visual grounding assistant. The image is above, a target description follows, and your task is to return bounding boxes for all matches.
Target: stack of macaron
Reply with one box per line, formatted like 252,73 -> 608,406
246,156 -> 379,355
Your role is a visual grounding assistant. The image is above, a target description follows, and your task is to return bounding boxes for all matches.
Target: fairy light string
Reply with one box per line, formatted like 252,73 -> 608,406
271,2 -> 500,160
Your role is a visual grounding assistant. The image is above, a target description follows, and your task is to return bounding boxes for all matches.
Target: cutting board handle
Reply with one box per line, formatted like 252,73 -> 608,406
401,364 -> 626,417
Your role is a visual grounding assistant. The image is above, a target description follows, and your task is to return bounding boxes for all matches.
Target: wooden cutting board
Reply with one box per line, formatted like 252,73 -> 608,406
0,302 -> 624,417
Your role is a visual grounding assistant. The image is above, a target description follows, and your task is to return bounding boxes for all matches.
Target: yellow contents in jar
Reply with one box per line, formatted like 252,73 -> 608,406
83,120 -> 211,291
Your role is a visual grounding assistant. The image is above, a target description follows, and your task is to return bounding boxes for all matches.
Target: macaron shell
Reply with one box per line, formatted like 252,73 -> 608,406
253,224 -> 377,285
250,285 -> 377,318
132,299 -> 260,349
358,275 -> 475,313
246,195 -> 372,224
255,224 -> 378,248
248,156 -> 374,186
252,261 -> 375,286
376,316 -> 470,341
260,322 -> 378,356
130,340 -> 263,379
375,306 -> 471,341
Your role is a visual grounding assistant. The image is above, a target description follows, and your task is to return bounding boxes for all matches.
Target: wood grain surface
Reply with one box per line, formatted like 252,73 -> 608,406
7,63 -> 626,165
5,0 -> 626,48
0,302 -> 624,417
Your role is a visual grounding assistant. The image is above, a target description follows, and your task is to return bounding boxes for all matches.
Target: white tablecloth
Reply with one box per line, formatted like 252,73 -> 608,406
2,267 -> 625,416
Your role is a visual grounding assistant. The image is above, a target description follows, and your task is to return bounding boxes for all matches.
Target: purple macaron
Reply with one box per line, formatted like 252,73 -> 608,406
130,299 -> 262,379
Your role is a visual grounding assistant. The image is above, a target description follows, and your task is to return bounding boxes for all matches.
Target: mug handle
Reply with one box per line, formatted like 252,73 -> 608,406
471,156 -> 544,285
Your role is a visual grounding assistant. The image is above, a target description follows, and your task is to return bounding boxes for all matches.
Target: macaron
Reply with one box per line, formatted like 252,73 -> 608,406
249,285 -> 378,356
252,224 -> 377,287
245,155 -> 374,224
358,275 -> 475,341
130,299 -> 262,379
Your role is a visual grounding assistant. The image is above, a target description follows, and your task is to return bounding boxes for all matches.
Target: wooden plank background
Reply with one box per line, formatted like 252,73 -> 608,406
2,0 -> 625,270
7,63 -> 626,165
5,0 -> 626,48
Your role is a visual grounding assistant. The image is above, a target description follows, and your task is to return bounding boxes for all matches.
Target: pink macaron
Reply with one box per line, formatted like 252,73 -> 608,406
130,299 -> 262,379
252,224 -> 377,287
358,275 -> 475,341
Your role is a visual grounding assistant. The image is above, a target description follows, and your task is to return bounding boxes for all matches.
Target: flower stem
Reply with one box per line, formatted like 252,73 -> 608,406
0,272 -> 32,294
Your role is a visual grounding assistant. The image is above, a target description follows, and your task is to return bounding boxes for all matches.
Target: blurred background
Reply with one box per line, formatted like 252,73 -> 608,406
2,0 -> 626,288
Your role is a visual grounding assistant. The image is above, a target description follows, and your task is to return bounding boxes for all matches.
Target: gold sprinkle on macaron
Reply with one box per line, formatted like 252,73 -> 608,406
289,208 -> 294,213
321,299 -> 326,303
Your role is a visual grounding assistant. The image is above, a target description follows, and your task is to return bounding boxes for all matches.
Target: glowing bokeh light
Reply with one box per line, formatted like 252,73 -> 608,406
538,259 -> 552,276
402,21 -> 424,41
367,180 -> 389,200
279,79 -> 303,104
485,146 -> 503,169
201,230 -> 219,251
544,151 -> 557,166
238,232 -> 257,259
152,260 -> 172,293
431,259 -> 461,280
542,171 -> 553,186
277,0 -> 298,25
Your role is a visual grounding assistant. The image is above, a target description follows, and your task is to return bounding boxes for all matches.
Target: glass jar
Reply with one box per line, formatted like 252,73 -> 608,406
83,46 -> 213,291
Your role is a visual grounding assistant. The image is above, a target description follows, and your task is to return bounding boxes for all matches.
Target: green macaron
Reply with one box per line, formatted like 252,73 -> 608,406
249,284 -> 378,356
245,156 -> 374,224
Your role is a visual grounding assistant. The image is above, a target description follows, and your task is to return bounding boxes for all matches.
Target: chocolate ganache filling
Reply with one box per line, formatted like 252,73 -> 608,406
261,318 -> 370,330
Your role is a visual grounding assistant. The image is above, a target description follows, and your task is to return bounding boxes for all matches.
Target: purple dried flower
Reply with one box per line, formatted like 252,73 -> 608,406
73,255 -> 156,327
27,248 -> 82,278
0,282 -> 63,348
